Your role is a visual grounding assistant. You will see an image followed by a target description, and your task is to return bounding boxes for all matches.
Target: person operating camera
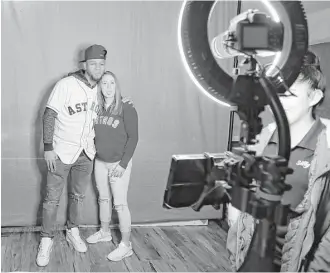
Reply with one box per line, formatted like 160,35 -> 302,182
227,50 -> 330,272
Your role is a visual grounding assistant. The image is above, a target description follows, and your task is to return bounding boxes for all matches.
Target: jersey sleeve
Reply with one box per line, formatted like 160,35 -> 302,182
46,79 -> 68,114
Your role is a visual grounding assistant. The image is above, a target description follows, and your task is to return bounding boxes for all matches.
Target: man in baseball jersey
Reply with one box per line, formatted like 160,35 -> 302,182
36,44 -> 108,267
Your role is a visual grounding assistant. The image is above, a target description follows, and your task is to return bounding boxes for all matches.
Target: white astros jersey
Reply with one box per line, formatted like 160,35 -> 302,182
46,75 -> 99,164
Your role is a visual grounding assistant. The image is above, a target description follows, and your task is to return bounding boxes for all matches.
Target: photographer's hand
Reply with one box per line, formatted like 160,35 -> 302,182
273,224 -> 287,266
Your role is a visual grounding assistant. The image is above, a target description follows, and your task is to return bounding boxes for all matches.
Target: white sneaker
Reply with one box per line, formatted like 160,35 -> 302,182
107,242 -> 133,261
86,230 -> 112,244
66,227 -> 87,253
36,237 -> 53,267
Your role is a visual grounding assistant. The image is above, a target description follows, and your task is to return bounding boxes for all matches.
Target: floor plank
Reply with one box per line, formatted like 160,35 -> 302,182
1,236 -> 10,272
8,233 -> 23,272
158,228 -> 208,271
20,232 -> 35,272
130,228 -> 162,261
1,220 -> 231,272
151,228 -> 198,272
123,253 -> 154,272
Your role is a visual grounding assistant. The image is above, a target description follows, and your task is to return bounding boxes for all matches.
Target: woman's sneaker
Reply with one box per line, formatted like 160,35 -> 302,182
86,230 -> 112,244
107,242 -> 133,261
36,237 -> 53,267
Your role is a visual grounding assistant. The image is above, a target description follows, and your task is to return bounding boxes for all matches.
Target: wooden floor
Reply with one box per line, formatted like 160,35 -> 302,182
1,220 -> 231,272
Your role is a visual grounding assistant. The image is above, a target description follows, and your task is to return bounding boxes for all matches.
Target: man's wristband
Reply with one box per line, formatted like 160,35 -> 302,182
44,143 -> 54,151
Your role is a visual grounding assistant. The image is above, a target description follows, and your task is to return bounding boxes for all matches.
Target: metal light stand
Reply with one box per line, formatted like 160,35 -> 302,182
222,105 -> 238,222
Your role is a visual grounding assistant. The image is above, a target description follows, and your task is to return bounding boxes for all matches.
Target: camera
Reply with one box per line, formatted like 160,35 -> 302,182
235,10 -> 283,52
212,10 -> 284,60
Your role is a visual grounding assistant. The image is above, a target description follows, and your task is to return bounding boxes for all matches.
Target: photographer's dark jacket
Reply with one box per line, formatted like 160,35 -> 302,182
226,119 -> 330,272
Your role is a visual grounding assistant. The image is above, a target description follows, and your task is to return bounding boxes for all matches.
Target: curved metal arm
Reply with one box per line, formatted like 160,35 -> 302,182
237,74 -> 291,272
259,76 -> 291,161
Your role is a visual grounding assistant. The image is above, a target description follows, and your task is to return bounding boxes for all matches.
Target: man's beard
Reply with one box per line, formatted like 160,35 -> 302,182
91,73 -> 102,82
86,71 -> 103,82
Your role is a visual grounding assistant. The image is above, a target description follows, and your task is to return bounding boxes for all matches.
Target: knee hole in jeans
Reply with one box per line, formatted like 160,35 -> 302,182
44,191 -> 61,205
43,199 -> 60,207
98,197 -> 111,204
68,193 -> 85,202
113,204 -> 128,212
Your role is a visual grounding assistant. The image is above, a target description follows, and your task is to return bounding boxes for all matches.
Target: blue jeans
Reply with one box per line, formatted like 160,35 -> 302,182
41,151 -> 93,238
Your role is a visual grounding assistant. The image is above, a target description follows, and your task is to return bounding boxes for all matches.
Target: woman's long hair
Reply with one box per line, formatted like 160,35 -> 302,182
97,71 -> 123,116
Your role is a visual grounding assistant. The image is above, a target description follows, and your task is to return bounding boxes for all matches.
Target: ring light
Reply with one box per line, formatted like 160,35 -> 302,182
177,0 -> 309,106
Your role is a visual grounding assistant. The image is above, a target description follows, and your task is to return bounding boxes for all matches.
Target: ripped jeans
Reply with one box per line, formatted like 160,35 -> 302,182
94,158 -> 132,233
41,151 -> 93,238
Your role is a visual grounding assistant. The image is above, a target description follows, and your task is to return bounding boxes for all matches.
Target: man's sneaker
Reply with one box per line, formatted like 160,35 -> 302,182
36,237 -> 53,267
66,227 -> 87,253
86,229 -> 112,244
107,242 -> 133,261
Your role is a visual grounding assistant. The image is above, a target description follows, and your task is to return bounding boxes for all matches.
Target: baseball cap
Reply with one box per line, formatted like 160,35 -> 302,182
81,44 -> 107,62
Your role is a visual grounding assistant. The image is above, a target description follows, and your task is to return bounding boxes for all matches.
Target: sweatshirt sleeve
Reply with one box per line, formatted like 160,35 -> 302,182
119,103 -> 139,169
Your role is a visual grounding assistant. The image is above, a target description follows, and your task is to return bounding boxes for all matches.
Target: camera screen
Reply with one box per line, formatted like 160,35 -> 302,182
242,25 -> 268,49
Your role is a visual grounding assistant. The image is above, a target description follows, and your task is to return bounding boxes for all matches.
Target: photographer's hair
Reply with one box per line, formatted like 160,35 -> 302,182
97,71 -> 123,116
298,49 -> 326,118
